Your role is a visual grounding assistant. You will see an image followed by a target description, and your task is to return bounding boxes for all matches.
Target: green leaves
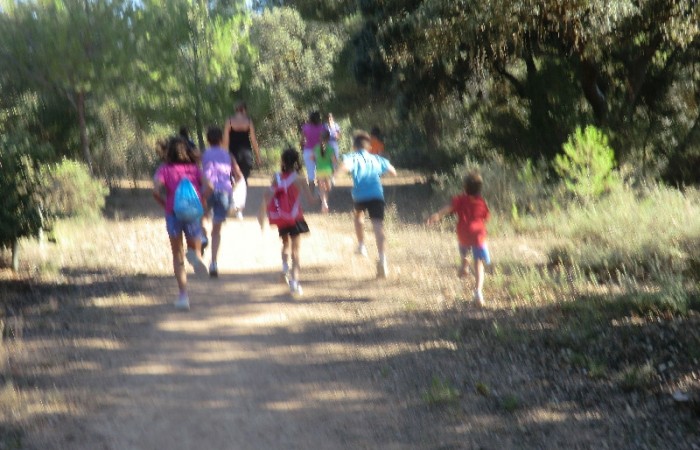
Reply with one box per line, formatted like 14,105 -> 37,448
554,126 -> 617,200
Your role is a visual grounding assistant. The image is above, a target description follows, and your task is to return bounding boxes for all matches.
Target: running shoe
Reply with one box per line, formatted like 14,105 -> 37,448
174,293 -> 190,311
474,290 -> 485,307
289,280 -> 303,295
377,259 -> 388,279
186,249 -> 208,276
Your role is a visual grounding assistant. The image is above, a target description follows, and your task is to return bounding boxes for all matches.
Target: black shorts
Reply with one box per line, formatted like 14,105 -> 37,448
232,149 -> 254,181
278,219 -> 310,237
353,199 -> 385,220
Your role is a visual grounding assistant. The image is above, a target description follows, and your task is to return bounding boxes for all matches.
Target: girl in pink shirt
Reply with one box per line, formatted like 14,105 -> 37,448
153,136 -> 213,310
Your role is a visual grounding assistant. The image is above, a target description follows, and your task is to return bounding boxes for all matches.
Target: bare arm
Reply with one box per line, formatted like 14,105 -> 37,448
426,204 -> 454,225
222,118 -> 231,149
295,176 -> 318,204
152,181 -> 166,208
231,159 -> 244,183
385,163 -> 397,177
248,120 -> 262,166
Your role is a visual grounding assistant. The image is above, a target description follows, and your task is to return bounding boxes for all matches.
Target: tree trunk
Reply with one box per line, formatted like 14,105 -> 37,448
76,91 -> 94,174
192,33 -> 205,150
11,239 -> 19,272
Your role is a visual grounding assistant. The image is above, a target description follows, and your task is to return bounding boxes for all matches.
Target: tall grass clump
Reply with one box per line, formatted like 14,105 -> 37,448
546,184 -> 700,280
433,154 -> 552,226
41,159 -> 109,219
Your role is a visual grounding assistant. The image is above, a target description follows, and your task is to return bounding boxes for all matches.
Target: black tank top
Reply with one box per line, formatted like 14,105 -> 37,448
228,126 -> 251,157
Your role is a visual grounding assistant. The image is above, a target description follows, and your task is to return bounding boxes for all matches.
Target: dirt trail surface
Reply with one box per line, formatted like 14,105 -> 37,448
2,177 -> 698,449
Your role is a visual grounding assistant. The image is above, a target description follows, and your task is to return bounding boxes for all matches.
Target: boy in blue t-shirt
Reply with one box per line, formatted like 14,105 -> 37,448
338,130 -> 397,278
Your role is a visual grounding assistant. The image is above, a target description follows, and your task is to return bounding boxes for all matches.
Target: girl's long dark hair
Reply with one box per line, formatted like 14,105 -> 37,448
319,130 -> 330,158
281,147 -> 302,173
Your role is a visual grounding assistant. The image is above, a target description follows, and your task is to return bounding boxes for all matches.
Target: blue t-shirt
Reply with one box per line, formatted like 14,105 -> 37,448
342,150 -> 391,202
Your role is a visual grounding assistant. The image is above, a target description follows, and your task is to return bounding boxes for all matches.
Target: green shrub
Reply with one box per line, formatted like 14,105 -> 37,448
554,125 -> 617,200
0,132 -> 53,251
42,159 -> 109,219
434,154 -> 552,218
422,376 -> 460,405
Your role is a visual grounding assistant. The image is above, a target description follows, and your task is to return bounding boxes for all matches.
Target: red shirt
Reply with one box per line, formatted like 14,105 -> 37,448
451,194 -> 490,246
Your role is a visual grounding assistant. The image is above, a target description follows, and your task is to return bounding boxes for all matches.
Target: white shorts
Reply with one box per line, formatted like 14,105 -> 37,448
303,149 -> 316,182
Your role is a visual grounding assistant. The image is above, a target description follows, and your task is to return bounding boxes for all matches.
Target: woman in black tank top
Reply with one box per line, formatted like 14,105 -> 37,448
224,102 -> 261,182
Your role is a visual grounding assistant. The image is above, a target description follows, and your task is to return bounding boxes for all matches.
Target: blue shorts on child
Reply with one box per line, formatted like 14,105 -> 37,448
459,243 -> 491,264
166,213 -> 203,239
207,191 -> 232,223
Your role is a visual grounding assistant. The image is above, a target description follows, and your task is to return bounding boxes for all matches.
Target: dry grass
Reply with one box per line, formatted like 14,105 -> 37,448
1,176 -> 699,448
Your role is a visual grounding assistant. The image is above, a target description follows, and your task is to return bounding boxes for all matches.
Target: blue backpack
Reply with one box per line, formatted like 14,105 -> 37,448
173,178 -> 203,222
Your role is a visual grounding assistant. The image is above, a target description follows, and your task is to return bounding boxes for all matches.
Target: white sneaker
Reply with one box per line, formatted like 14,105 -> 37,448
474,290 -> 485,307
356,244 -> 368,257
377,259 -> 388,279
289,280 -> 303,295
236,210 -> 244,220
186,249 -> 208,276
281,262 -> 290,283
174,293 -> 190,310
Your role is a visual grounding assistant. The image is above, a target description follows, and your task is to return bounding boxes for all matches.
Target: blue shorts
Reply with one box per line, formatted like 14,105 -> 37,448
459,244 -> 491,264
207,191 -> 232,224
165,213 -> 203,239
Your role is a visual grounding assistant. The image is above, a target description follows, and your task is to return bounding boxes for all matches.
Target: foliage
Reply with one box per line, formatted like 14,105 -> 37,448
243,7 -> 346,146
349,0 -> 700,172
0,131 -> 53,249
544,184 -> 700,280
433,154 -> 552,218
422,376 -> 460,405
91,101 -> 159,184
133,0 -> 252,147
554,126 -> 618,200
0,0 -> 138,171
41,159 -> 109,219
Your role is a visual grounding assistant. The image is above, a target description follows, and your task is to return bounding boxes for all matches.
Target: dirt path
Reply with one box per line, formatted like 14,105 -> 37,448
5,179 -> 697,449
13,181 -> 453,449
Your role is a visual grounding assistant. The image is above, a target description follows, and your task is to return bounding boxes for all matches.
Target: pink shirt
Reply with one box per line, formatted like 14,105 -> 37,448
301,123 -> 325,151
154,163 -> 203,214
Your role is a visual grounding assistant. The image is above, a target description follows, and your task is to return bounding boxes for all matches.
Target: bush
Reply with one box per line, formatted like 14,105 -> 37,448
554,125 -> 618,200
0,132 -> 53,268
545,183 -> 700,280
42,159 -> 109,219
433,154 -> 552,219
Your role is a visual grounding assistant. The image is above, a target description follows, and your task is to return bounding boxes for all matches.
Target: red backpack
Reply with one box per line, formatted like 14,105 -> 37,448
267,172 -> 301,227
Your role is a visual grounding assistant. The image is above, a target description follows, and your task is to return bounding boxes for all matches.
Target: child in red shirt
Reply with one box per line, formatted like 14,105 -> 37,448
427,172 -> 490,306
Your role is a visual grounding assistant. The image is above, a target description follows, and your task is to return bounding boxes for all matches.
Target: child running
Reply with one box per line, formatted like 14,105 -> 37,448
261,148 -> 317,295
201,126 -> 244,278
153,136 -> 213,310
336,130 -> 397,278
313,129 -> 337,213
426,171 -> 491,307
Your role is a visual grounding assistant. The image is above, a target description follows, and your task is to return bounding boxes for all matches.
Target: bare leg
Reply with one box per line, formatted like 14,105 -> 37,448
210,222 -> 223,264
281,234 -> 290,272
353,210 -> 365,247
319,179 -> 330,212
371,218 -> 386,260
459,257 -> 469,278
169,236 -> 187,293
291,235 -> 301,282
474,259 -> 485,292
